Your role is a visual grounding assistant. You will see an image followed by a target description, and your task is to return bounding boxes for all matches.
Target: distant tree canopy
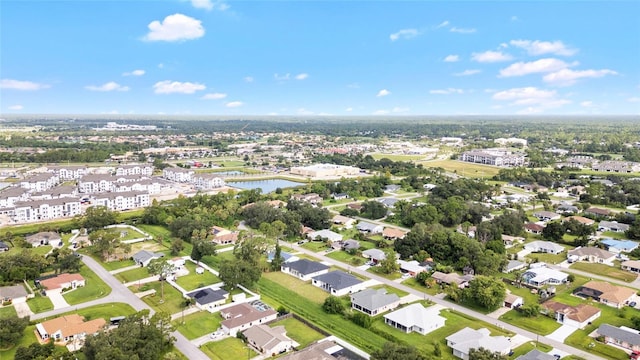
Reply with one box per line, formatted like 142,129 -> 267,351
0,315 -> 29,348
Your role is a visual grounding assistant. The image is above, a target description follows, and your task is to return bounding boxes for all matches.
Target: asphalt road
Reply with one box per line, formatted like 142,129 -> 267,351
32,255 -> 210,360
289,243 -> 603,360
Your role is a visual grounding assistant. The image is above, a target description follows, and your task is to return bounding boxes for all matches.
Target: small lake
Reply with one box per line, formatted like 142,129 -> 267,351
228,179 -> 305,193
215,170 -> 245,175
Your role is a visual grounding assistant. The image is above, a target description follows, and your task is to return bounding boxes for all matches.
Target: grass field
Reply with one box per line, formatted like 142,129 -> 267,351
139,280 -> 185,315
369,153 -> 429,162
175,261 -> 222,291
499,310 -> 561,335
80,251 -> 136,271
263,272 -> 329,304
419,159 -> 502,178
200,337 -> 256,360
325,250 -> 365,265
367,266 -> 402,280
570,262 -> 637,283
63,265 -> 112,305
173,311 -> 222,340
269,317 -> 325,348
0,305 -> 17,318
27,294 -> 54,313
301,241 -> 329,252
201,251 -> 236,270
114,266 -> 151,283
105,226 -> 146,241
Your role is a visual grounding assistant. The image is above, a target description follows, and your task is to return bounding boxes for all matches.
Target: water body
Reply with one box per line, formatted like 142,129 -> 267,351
228,179 -> 305,193
215,170 -> 245,175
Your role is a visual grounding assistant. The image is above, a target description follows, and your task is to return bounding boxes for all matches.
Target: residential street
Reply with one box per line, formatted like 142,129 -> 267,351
289,243 -> 604,360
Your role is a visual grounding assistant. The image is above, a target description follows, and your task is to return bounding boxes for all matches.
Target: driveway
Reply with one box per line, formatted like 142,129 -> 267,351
13,302 -> 34,318
48,291 -> 70,309
546,324 -> 578,343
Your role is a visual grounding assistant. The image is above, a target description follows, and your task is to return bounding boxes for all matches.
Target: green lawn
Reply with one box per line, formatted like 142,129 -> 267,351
105,226 -> 147,241
400,277 -> 442,296
570,262 -> 637,283
63,265 -> 112,305
0,324 -> 36,359
0,305 -> 17,318
175,262 -> 221,291
526,251 -> 569,265
27,294 -> 54,313
114,266 -> 151,283
301,241 -> 329,252
263,272 -> 329,304
367,266 -> 402,280
509,342 -> 553,359
136,224 -> 193,257
269,317 -> 325,348
201,251 -> 236,270
173,311 -> 222,340
200,337 -> 256,360
601,231 -> 629,240
79,250 -> 136,271
139,281 -> 186,315
326,250 -> 364,266
499,310 -> 561,335
419,159 -> 502,178
31,245 -> 53,256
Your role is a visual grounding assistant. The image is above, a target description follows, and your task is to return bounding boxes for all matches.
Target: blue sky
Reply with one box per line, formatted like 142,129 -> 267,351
1,0 -> 639,115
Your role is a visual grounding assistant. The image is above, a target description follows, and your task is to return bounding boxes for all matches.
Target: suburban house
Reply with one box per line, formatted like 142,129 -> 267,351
564,215 -> 595,226
601,239 -> 639,254
383,227 -> 407,240
0,240 -> 9,252
210,226 -> 239,245
384,184 -> 401,193
331,215 -> 356,229
362,248 -> 386,263
596,324 -> 640,353
350,288 -> 400,316
567,247 -> 616,265
524,223 -> 544,234
0,284 -> 29,304
377,197 -> 400,208
332,193 -> 349,200
307,229 -> 343,243
542,301 -> 601,328
220,302 -> 278,336
36,314 -> 105,345
356,221 -> 384,234
291,193 -> 323,206
504,260 -> 527,273
585,207 -> 611,218
557,204 -> 580,214
312,270 -> 366,296
132,250 -> 164,267
573,281 -> 637,308
598,221 -> 630,233
267,250 -> 298,264
622,260 -> 640,274
341,239 -> 360,251
384,303 -> 446,335
26,231 -> 61,248
533,211 -> 561,222
243,325 -> 298,356
515,349 -> 557,360
502,235 -> 524,248
504,293 -> 524,309
187,288 -> 229,311
524,241 -> 565,255
446,327 -> 512,360
397,260 -> 431,276
521,265 -> 569,287
431,271 -> 474,288
39,273 -> 85,293
278,340 -> 344,360
281,259 -> 329,281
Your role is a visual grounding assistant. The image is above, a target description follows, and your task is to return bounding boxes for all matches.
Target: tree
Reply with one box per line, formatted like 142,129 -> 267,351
234,233 -> 270,266
360,201 -> 388,220
190,239 -> 216,265
0,315 -> 29,348
378,248 -> 400,274
170,239 -> 184,256
148,259 -> 176,303
350,311 -> 371,328
465,276 -> 507,311
542,221 -> 565,242
468,347 -> 508,360
218,259 -> 261,290
81,206 -> 119,232
50,248 -> 82,273
322,296 -> 345,314
89,229 -> 121,261
370,342 -> 427,360
270,243 -> 284,271
520,303 -> 541,317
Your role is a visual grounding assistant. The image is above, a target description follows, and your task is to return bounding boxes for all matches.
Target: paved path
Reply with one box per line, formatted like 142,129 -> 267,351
48,290 -> 70,309
288,243 -> 604,360
109,264 -> 141,275
32,255 -> 210,360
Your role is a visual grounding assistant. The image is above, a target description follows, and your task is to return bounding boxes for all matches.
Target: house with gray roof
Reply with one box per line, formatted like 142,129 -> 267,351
596,324 -> 640,352
350,288 -> 400,316
0,284 -> 29,303
281,259 -> 329,281
187,288 -> 229,311
384,303 -> 446,335
26,232 -> 61,248
524,240 -> 565,255
362,248 -> 386,263
515,349 -> 557,360
377,197 -> 400,208
504,260 -> 527,273
243,324 -> 298,356
132,250 -> 164,267
446,327 -> 512,360
341,239 -> 360,251
307,229 -> 343,243
312,270 -> 366,296
598,221 -> 630,233
356,221 -> 383,234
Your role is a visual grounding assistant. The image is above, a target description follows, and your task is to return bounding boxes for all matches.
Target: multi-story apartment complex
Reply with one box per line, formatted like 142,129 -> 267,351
13,198 -> 82,222
20,173 -> 60,192
92,191 -> 150,211
115,164 -> 153,176
460,148 -> 526,167
163,167 -> 195,183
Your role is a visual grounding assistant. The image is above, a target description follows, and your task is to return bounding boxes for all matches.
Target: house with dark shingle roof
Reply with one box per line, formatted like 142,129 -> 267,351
598,221 -> 630,233
0,284 -> 29,303
596,324 -> 640,352
281,259 -> 329,281
350,288 -> 400,316
187,288 -> 229,311
312,270 -> 366,296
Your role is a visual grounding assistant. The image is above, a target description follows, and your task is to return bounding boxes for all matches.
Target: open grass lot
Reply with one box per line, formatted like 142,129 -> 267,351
369,153 -> 429,162
140,281 -> 185,315
105,226 -> 146,241
526,251 -> 569,265
0,305 -> 17,318
31,245 -> 53,257
63,265 -> 112,305
570,262 -> 637,282
136,224 -> 194,257
114,266 -> 151,283
419,159 -> 502,178
301,241 -> 329,252
270,317 -> 325,348
509,342 -> 553,359
201,251 -> 236,270
175,261 -> 222,291
325,250 -> 365,266
367,266 -> 402,280
499,310 -> 561,335
200,337 -> 256,360
27,294 -> 54,313
173,310 -> 222,340
400,277 -> 442,296
81,251 -> 136,271
601,231 -> 630,240
263,272 -> 329,304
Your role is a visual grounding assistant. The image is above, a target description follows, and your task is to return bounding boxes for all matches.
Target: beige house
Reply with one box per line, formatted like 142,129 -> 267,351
243,325 -> 298,356
36,314 -> 105,345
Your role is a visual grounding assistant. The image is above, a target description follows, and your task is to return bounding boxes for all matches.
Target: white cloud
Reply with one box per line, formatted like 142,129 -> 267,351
143,14 -> 205,42
390,28 -> 419,41
430,88 -> 464,95
85,81 -> 130,92
373,110 -> 389,115
454,69 -> 481,76
122,69 -> 145,76
345,107 -> 353,112
274,73 -> 290,81
493,86 -> 571,113
436,20 -> 449,28
226,101 -> 243,108
450,27 -> 476,34
190,0 -> 229,11
295,73 -> 309,80
499,58 -> 575,77
153,80 -> 205,94
543,68 -> 617,86
510,39 -> 577,56
580,101 -> 594,108
0,79 -> 50,90
628,97 -> 640,103
392,107 -> 409,113
444,55 -> 459,62
8,105 -> 23,110
201,92 -> 227,100
244,76 -> 254,83
376,89 -> 391,97
471,50 -> 513,63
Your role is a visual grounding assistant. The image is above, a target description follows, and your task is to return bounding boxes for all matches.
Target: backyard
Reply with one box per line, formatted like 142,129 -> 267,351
262,272 -> 329,304
138,280 -> 186,315
570,262 -> 637,283
114,266 -> 151,283
173,311 -> 222,340
175,261 -> 221,291
62,265 -> 112,305
200,337 -> 256,360
26,293 -> 54,313
269,316 -> 326,348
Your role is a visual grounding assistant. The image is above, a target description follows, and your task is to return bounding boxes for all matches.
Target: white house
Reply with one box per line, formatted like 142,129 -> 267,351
446,327 -> 512,360
281,259 -> 329,281
362,248 -> 387,263
312,270 -> 366,296
351,288 -> 400,316
307,229 -> 343,243
524,241 -> 565,255
567,247 -> 616,266
243,325 -> 298,356
504,293 -> 524,309
220,303 -> 278,337
187,288 -> 229,312
356,221 -> 384,234
521,265 -> 569,287
383,303 -> 446,335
